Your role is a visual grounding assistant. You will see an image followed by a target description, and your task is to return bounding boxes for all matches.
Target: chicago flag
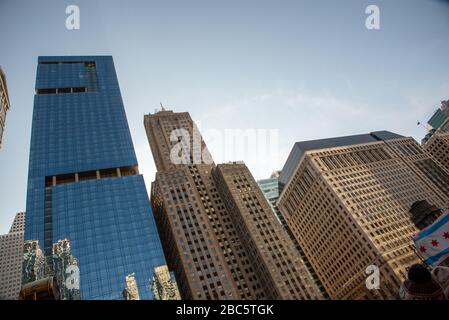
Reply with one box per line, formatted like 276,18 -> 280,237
414,210 -> 449,266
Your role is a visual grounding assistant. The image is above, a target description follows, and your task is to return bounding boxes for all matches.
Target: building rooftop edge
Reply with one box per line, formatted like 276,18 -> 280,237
279,130 -> 406,187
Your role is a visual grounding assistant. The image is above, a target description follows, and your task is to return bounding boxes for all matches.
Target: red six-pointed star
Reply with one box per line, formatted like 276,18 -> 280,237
444,232 -> 449,240
431,240 -> 439,247
419,246 -> 427,253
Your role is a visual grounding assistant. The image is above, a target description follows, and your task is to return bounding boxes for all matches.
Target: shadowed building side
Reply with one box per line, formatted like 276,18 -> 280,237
213,162 -> 323,299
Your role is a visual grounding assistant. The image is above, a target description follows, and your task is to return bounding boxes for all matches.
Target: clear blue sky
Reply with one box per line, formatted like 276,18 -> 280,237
1,0 -> 449,233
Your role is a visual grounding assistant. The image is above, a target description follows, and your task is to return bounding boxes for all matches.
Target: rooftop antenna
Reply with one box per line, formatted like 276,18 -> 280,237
160,102 -> 166,111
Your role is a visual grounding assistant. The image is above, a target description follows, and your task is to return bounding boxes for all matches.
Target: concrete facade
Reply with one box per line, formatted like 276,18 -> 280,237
278,132 -> 449,299
145,109 -> 323,300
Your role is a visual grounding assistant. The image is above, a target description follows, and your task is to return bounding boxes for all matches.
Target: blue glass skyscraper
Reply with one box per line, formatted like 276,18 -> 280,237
25,56 -> 166,299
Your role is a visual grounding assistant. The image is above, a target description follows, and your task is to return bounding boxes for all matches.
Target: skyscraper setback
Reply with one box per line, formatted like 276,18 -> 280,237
277,131 -> 449,299
145,109 -> 322,300
25,56 -> 167,299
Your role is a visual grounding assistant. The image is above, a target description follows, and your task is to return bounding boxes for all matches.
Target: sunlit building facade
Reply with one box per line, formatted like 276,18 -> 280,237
278,131 -> 449,299
423,131 -> 449,172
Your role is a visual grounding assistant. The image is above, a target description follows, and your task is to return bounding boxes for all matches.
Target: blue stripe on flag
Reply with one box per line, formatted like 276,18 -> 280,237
427,246 -> 449,266
415,210 -> 449,241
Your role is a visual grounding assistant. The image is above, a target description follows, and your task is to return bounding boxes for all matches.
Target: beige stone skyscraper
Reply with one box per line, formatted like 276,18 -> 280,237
0,212 -> 25,300
0,67 -> 10,149
423,131 -> 449,172
145,109 -> 322,300
277,131 -> 449,300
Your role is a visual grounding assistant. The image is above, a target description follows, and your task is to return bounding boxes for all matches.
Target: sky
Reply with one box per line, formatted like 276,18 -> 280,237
0,0 -> 449,233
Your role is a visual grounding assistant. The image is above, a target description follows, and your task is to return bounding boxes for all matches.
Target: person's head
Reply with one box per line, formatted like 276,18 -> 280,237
408,264 -> 431,283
